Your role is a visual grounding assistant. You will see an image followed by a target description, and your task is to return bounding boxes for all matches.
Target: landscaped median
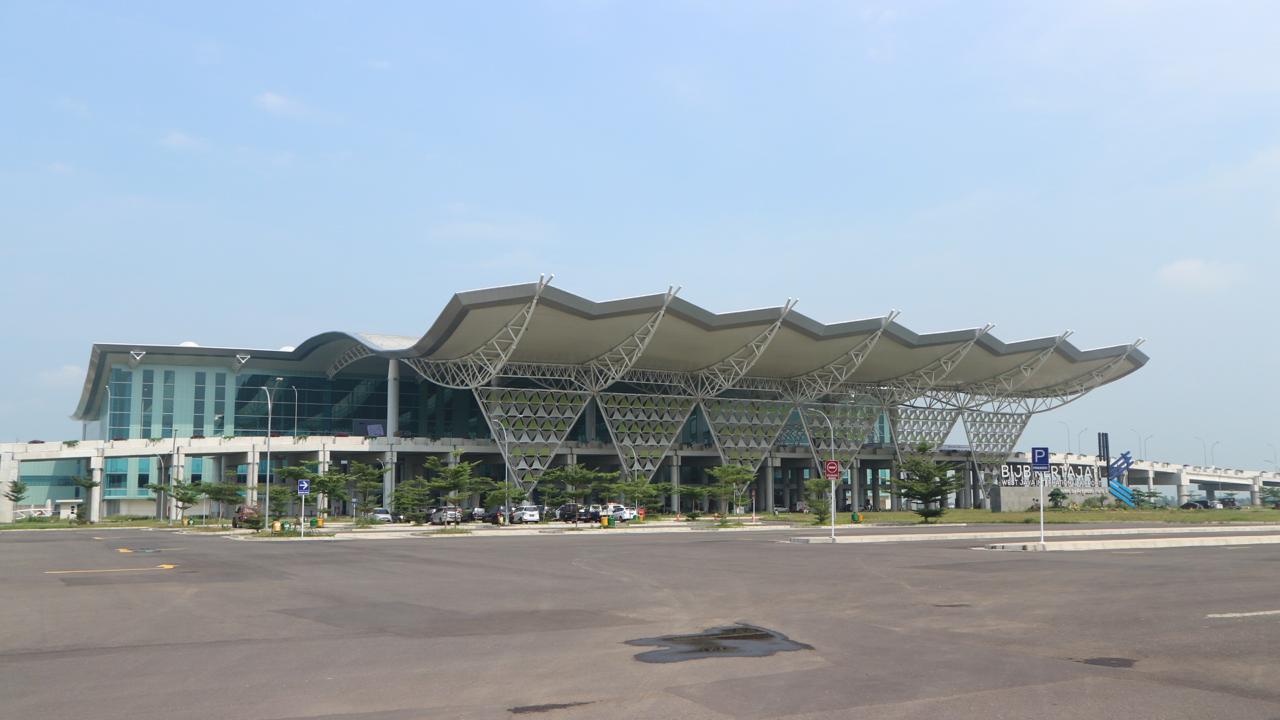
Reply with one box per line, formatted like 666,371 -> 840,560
789,524 -> 1280,547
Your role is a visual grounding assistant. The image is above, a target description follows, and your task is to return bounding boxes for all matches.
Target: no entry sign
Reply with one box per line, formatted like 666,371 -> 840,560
823,460 -> 841,481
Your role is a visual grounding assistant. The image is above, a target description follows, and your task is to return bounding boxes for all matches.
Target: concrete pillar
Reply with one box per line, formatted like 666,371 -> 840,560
317,446 -> 330,514
585,401 -> 597,442
383,451 -> 396,508
1205,488 -> 1216,501
0,452 -> 15,523
170,447 -> 185,520
871,466 -> 882,510
386,359 -> 400,438
669,458 -> 680,513
1176,471 -> 1190,505
88,454 -> 103,523
1251,477 -> 1263,507
763,459 -> 775,513
782,468 -> 792,511
246,448 -> 260,508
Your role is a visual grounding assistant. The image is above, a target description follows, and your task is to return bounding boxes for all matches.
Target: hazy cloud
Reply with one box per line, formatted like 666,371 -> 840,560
159,130 -> 205,150
1156,258 -> 1244,292
37,364 -> 83,388
255,91 -> 306,116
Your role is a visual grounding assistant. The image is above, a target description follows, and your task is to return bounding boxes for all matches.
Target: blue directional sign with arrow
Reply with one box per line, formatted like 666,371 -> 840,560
297,478 -> 311,496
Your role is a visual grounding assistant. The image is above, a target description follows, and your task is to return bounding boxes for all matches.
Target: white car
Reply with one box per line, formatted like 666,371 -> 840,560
605,504 -> 635,521
369,507 -> 394,523
511,505 -> 541,523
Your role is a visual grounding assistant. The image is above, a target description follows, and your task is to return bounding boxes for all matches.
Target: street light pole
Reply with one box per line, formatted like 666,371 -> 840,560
1267,443 -> 1278,473
259,384 -> 275,527
1076,427 -> 1090,458
1195,436 -> 1208,466
1210,441 -> 1221,467
1056,420 -> 1071,455
809,409 -> 837,542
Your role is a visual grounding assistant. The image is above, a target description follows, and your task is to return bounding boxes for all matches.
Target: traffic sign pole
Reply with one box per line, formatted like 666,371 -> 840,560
1031,447 -> 1050,546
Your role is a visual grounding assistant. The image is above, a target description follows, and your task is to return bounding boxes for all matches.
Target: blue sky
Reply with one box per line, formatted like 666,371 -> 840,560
1,1 -> 1277,469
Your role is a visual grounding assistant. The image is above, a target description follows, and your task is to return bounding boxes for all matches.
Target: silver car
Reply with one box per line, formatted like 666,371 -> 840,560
430,506 -> 463,525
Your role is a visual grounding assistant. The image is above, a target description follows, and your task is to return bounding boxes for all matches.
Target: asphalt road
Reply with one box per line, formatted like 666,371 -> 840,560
2,525 -> 1279,719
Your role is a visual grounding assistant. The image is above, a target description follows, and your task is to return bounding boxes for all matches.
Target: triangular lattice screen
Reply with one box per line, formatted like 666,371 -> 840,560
774,409 -> 810,448
701,398 -> 795,473
597,393 -> 697,483
474,387 -> 592,486
889,406 -> 961,449
800,401 -> 881,468
960,409 -> 1030,465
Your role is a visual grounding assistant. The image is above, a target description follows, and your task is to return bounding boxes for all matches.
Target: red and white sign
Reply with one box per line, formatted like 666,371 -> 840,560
823,460 -> 841,481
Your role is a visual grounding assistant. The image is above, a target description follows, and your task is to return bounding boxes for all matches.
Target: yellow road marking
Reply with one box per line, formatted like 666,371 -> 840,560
45,564 -> 177,575
116,548 -> 133,553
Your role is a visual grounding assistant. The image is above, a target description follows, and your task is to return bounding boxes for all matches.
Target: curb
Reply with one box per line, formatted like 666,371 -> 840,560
987,536 -> 1280,552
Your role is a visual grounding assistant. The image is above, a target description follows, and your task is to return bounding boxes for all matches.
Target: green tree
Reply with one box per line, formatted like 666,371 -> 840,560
540,464 -> 618,505
3,478 -> 28,506
144,479 -> 206,522
891,445 -> 966,523
422,454 -> 492,523
607,478 -> 671,518
203,482 -> 244,524
393,475 -> 434,524
1133,489 -> 1162,509
803,477 -> 831,524
1048,487 -> 1068,509
266,485 -> 296,520
707,465 -> 755,518
346,462 -> 385,516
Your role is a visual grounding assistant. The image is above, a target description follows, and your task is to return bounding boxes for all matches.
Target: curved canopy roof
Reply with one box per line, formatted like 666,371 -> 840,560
72,282 -> 1147,419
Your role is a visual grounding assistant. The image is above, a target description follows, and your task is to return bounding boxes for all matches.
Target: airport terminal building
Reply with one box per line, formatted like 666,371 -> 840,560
12,279 -> 1262,523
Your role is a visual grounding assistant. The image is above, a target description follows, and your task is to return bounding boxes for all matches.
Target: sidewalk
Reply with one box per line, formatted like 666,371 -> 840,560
790,524 -> 1280,545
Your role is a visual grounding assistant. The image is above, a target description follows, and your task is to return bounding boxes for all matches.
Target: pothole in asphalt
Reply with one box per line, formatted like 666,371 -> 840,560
625,623 -> 812,663
1076,657 -> 1136,668
509,701 -> 593,714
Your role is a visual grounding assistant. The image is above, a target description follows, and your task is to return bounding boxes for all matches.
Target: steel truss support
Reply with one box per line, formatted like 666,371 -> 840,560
498,286 -> 679,391
402,275 -> 551,389
874,325 -> 990,451
597,392 -> 697,483
878,324 -> 994,406
888,402 -> 963,450
327,342 -> 374,379
984,338 -> 1145,415
791,311 -> 898,401
961,409 -> 1033,495
682,299 -> 797,398
700,397 -> 795,474
799,400 -> 882,469
473,386 -> 591,491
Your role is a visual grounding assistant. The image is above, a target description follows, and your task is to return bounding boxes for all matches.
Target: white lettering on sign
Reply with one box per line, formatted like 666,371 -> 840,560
998,463 -> 1103,488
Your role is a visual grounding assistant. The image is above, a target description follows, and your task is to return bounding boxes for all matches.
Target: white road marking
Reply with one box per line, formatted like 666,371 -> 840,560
1205,609 -> 1280,619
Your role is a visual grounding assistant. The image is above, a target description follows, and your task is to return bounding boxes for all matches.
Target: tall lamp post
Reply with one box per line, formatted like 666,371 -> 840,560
1210,441 -> 1221,467
259,383 -> 276,525
153,453 -> 166,521
1267,443 -> 1278,473
809,409 -> 837,542
1195,436 -> 1208,466
1076,427 -> 1090,458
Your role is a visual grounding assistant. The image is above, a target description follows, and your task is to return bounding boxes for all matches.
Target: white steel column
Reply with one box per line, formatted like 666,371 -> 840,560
317,445 -> 330,514
386,359 -> 400,438
88,454 -> 103,523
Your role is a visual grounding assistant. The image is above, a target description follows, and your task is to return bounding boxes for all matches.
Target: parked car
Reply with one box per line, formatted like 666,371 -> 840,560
430,506 -> 463,525
469,507 -> 486,522
1219,497 -> 1240,509
511,505 -> 541,523
231,505 -> 262,529
1179,500 -> 1224,510
604,503 -> 636,521
368,507 -> 395,523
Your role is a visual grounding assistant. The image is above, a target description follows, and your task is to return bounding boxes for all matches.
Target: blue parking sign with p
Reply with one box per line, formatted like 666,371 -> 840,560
1031,447 -> 1050,472
297,478 -> 311,495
